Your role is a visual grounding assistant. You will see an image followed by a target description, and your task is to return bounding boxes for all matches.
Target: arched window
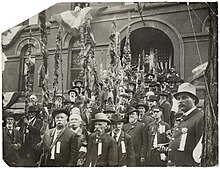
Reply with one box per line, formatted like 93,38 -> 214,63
19,44 -> 35,92
68,37 -> 82,88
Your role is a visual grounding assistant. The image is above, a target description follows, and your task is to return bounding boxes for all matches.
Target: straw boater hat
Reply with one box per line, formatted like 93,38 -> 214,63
52,108 -> 70,118
173,83 -> 199,105
110,113 -> 125,123
92,113 -> 111,124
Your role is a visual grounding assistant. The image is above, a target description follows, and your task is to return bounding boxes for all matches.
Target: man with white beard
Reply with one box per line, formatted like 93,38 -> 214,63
123,107 -> 147,166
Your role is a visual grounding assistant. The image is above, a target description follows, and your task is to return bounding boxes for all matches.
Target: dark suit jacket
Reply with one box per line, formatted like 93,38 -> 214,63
123,121 -> 146,166
3,127 -> 21,166
110,131 -> 136,166
167,108 -> 204,166
85,132 -> 117,167
160,100 -> 171,126
24,117 -> 43,150
145,120 -> 170,165
46,127 -> 78,167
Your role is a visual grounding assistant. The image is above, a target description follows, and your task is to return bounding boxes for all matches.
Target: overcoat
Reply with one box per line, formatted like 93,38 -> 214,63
145,120 -> 170,166
46,127 -> 78,167
85,132 -> 117,167
123,121 -> 146,166
167,108 -> 204,166
109,131 -> 136,167
3,127 -> 21,166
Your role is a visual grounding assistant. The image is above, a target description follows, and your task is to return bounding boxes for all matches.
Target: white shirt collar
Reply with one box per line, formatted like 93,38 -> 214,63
184,106 -> 197,116
112,130 -> 122,142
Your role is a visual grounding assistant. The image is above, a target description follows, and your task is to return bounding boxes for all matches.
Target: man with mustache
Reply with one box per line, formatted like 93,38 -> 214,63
110,113 -> 135,167
85,113 -> 117,167
3,111 -> 21,166
123,107 -> 147,166
44,108 -> 78,167
167,83 -> 204,166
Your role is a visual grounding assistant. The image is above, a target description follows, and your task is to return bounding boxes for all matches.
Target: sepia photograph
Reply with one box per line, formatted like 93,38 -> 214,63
1,1 -> 218,167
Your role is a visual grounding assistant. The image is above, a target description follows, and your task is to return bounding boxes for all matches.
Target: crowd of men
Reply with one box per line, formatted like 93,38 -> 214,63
3,68 -> 204,167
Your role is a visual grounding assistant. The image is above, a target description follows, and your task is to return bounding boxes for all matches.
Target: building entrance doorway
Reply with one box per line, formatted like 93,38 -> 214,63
121,27 -> 174,74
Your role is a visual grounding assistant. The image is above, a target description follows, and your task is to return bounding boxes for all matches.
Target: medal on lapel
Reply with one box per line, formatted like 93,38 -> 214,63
178,127 -> 188,151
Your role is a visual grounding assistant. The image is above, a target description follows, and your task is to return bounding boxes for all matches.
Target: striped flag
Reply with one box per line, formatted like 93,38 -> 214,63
155,48 -> 172,70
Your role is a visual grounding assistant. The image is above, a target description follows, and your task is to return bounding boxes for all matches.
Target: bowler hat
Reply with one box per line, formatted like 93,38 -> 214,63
92,113 -> 111,124
147,95 -> 158,102
27,105 -> 39,113
103,105 -> 115,114
128,81 -> 137,86
56,93 -> 65,99
3,110 -> 16,119
52,108 -> 70,118
158,91 -> 169,97
74,79 -> 84,85
174,83 -> 199,105
127,107 -> 139,115
152,106 -> 163,112
136,101 -> 148,110
125,89 -> 135,95
145,73 -> 155,78
110,113 -> 124,123
68,87 -> 78,96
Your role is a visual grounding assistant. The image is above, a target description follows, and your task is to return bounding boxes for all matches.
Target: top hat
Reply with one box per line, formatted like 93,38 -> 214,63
52,108 -> 70,118
127,107 -> 139,115
173,83 -> 199,105
110,113 -> 124,123
92,113 -> 111,124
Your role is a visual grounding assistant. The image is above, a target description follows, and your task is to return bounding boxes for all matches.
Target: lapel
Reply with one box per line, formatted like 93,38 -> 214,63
49,127 -> 66,148
5,127 -> 14,138
182,108 -> 199,121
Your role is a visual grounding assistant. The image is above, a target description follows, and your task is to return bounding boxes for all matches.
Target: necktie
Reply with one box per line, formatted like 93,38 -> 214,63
113,133 -> 117,142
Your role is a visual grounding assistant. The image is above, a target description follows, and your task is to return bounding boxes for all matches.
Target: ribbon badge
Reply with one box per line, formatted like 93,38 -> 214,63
178,127 -> 188,151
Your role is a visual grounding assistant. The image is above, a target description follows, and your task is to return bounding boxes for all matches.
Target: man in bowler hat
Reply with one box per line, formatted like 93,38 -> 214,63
44,108 -> 78,166
110,113 -> 135,166
167,83 -> 204,166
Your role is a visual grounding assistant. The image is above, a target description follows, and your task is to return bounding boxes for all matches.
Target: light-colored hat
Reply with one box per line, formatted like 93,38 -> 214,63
70,107 -> 80,115
174,83 -> 199,105
69,113 -> 82,121
92,113 -> 111,124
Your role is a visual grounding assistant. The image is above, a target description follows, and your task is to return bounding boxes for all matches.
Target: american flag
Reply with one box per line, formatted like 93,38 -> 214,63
155,48 -> 172,70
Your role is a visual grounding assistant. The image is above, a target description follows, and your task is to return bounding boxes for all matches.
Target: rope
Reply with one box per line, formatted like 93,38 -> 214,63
188,5 -> 218,43
187,4 -> 217,125
205,2 -> 218,17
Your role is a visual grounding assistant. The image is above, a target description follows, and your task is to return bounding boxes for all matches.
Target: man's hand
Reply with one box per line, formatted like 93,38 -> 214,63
140,157 -> 145,163
23,118 -> 29,125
